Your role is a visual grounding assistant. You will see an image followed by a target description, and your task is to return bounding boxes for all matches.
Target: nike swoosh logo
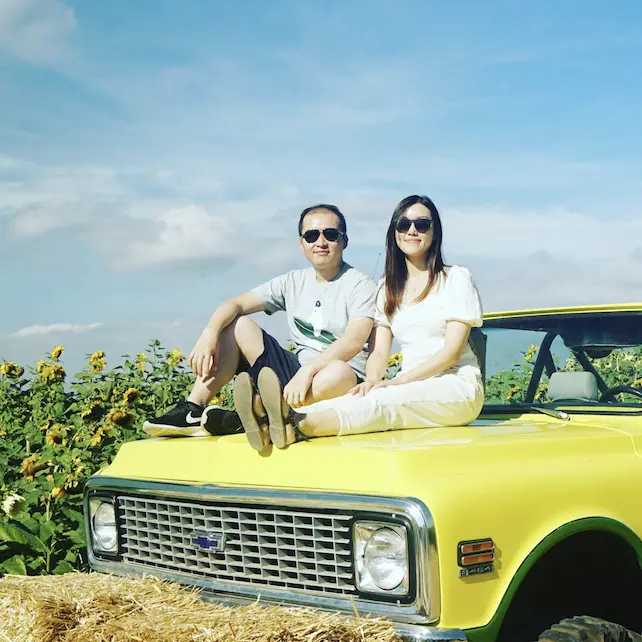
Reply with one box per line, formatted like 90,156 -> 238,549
185,412 -> 202,425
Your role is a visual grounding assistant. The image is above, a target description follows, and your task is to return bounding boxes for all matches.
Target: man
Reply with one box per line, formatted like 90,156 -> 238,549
143,204 -> 377,438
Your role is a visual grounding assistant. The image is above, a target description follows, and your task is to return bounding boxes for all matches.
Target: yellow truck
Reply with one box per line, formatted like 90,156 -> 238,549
84,304 -> 642,642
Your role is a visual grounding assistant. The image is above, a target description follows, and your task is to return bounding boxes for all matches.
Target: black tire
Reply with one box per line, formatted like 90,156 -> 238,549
537,617 -> 642,642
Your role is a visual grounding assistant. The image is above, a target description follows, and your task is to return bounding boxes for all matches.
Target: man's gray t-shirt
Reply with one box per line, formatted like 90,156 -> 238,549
252,262 -> 377,379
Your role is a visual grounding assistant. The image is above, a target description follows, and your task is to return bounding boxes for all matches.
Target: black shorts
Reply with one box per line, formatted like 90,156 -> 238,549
237,330 -> 364,388
237,330 -> 301,388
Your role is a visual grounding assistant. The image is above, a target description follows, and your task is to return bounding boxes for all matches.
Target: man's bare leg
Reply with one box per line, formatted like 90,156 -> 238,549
188,316 -> 265,406
144,317 -> 266,436
308,360 -> 358,403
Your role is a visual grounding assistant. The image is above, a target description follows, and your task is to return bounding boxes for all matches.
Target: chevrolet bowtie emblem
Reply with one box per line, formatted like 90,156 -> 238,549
191,531 -> 227,553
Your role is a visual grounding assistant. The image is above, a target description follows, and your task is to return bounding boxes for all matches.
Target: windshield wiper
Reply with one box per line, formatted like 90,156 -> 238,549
532,406 -> 571,421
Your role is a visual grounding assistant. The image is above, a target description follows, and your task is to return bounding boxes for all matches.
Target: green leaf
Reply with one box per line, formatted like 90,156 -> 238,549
0,522 -> 47,553
64,551 -> 77,564
39,521 -> 56,543
67,529 -> 86,546
52,560 -> 74,575
0,554 -> 27,575
19,516 -> 40,534
62,508 -> 84,524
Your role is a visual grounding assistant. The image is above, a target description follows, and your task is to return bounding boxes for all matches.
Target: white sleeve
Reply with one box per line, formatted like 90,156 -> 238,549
444,267 -> 483,327
374,282 -> 390,327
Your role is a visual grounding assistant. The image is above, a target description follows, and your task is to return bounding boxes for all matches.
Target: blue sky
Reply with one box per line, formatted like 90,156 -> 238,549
1,0 -> 642,375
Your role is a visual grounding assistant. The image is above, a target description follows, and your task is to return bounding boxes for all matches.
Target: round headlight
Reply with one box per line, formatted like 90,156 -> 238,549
92,501 -> 117,552
364,527 -> 407,590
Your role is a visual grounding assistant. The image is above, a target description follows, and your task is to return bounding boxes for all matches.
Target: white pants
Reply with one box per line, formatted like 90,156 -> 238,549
301,367 -> 484,436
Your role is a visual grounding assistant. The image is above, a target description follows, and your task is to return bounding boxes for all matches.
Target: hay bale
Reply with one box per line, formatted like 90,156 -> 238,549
0,573 -> 402,642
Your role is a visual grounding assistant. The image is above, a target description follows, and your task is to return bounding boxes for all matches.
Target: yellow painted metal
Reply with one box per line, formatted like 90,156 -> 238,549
485,302 -> 642,320
99,409 -> 642,630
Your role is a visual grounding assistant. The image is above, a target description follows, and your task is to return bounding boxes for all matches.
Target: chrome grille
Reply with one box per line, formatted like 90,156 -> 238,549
118,495 -> 356,595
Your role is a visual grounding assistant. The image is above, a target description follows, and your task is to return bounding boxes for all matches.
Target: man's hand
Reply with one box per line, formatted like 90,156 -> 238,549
348,381 -> 376,397
188,328 -> 220,378
283,366 -> 315,408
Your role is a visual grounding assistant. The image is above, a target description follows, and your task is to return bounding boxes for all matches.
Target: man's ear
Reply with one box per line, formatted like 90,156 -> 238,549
299,237 -> 305,254
343,235 -> 349,249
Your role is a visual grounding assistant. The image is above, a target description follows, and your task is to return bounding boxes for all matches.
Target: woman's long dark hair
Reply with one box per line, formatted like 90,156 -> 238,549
384,195 -> 446,318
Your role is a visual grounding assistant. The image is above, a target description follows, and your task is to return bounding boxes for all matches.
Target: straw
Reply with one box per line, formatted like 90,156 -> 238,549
0,573 -> 402,642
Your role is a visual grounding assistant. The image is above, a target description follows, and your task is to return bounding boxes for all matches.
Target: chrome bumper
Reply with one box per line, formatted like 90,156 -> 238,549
199,583 -> 466,642
395,623 -> 467,642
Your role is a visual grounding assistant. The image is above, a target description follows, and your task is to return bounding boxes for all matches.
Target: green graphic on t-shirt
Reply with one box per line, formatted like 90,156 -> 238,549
293,317 -> 337,346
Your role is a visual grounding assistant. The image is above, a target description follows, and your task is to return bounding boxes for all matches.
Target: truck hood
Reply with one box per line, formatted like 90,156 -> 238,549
100,413 -> 635,497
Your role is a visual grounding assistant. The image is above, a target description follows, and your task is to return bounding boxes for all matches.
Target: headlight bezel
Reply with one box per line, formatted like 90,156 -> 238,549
353,516 -> 416,603
88,494 -> 121,559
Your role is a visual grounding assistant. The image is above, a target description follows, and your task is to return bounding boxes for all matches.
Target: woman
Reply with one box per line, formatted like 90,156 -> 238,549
236,194 -> 485,449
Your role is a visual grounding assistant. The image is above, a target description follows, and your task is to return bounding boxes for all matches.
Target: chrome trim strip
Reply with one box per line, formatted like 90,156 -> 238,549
84,476 -> 440,625
395,623 -> 467,642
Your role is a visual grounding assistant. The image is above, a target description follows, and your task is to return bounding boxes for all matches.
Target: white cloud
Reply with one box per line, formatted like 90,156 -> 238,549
0,0 -> 76,64
471,249 -> 642,313
126,204 -> 236,266
11,322 -> 101,338
443,205 -> 642,260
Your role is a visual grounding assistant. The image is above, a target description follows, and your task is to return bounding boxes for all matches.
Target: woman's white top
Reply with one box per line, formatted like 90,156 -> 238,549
375,265 -> 483,375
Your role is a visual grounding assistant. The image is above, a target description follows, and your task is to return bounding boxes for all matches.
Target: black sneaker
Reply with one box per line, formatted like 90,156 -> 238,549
201,405 -> 243,436
142,400 -> 208,438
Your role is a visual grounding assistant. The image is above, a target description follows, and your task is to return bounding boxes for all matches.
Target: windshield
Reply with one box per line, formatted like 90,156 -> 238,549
479,313 -> 642,411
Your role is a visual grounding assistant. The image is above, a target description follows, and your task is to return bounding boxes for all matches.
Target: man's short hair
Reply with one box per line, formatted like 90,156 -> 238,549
298,204 -> 347,237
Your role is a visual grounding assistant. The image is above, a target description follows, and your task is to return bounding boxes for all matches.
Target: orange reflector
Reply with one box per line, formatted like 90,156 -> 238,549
460,541 -> 494,555
458,539 -> 495,567
461,552 -> 494,566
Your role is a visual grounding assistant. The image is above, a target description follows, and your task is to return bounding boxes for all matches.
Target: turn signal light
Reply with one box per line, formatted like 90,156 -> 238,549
458,539 -> 495,567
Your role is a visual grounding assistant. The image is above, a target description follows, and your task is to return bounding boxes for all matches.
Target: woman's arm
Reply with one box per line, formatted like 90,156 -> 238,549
373,320 -> 471,388
349,325 -> 393,395
365,325 -> 393,382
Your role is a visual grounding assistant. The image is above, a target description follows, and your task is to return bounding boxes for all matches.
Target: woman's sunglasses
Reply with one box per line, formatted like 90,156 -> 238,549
301,228 -> 345,243
395,216 -> 433,234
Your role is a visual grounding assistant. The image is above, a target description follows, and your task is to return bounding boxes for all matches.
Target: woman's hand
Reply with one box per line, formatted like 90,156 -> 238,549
370,378 -> 403,391
188,328 -> 219,378
348,381 -> 377,397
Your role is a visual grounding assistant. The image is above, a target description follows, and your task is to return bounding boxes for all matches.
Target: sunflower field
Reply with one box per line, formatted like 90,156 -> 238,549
0,341 -> 234,577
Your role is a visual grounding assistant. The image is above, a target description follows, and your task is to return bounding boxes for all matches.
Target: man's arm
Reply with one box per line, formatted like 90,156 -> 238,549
189,292 -> 265,378
303,316 -> 374,375
283,316 -> 373,407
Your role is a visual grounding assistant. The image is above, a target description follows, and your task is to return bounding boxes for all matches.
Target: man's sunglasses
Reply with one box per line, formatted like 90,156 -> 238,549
395,216 -> 433,234
301,228 -> 345,243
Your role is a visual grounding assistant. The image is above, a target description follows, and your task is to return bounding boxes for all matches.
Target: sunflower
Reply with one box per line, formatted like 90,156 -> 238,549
40,364 -> 65,384
505,386 -> 519,402
2,493 -> 25,516
46,428 -> 63,445
20,455 -> 47,481
51,487 -> 65,500
107,409 -> 134,426
524,345 -> 538,363
0,361 -> 24,379
51,345 -> 64,359
168,348 -> 185,367
80,401 -> 104,421
387,353 -> 402,368
89,350 -> 107,373
123,388 -> 140,405
89,428 -> 105,447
